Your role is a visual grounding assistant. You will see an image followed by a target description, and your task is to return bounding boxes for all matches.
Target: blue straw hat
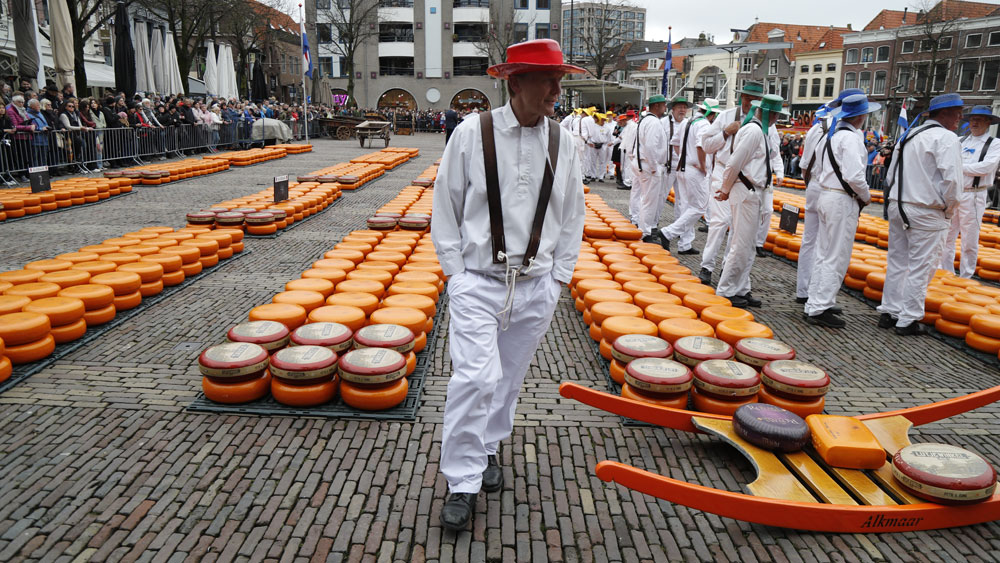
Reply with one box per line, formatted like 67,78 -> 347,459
927,93 -> 963,112
831,94 -> 881,119
963,105 -> 1000,125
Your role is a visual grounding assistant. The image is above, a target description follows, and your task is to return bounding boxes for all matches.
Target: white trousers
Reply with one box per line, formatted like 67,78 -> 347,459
601,146 -> 613,178
634,170 -> 666,237
584,146 -> 599,178
622,152 -> 634,187
701,168 -> 732,273
756,187 -> 774,247
877,204 -> 947,327
717,185 -> 765,298
661,167 -> 708,251
667,170 -> 682,222
940,190 -> 987,278
441,270 -> 561,493
795,186 -> 821,299
804,192 -> 860,316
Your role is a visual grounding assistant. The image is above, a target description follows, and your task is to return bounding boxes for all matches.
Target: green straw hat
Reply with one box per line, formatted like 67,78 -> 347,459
736,81 -> 765,97
647,94 -> 667,105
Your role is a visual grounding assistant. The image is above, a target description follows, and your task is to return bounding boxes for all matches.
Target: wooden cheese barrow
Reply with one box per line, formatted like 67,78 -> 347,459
560,382 -> 1000,532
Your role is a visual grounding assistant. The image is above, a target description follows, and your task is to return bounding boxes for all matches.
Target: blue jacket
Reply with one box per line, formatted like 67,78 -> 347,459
26,109 -> 49,146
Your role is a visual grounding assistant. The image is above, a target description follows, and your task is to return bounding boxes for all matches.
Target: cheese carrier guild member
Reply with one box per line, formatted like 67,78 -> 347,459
939,105 -> 1000,278
878,93 -> 964,335
432,38 -> 586,532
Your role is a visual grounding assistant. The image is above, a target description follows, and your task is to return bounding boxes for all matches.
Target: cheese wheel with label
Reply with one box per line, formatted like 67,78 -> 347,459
203,372 -> 271,404
291,322 -> 353,352
4,333 -> 55,364
715,320 -> 774,346
732,403 -> 811,453
269,345 -> 339,383
340,378 -> 408,410
611,334 -> 673,364
761,360 -> 830,399
199,342 -> 270,383
353,323 -> 415,354
271,377 -> 338,407
892,443 -> 997,505
806,414 -> 885,469
624,357 -> 692,396
227,320 -> 291,351
673,336 -> 734,367
338,348 -> 407,384
693,360 -> 760,399
734,338 -> 795,370
249,302 -> 308,330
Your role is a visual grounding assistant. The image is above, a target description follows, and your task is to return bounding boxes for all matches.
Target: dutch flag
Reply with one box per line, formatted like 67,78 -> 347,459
302,20 -> 313,79
897,102 -> 907,130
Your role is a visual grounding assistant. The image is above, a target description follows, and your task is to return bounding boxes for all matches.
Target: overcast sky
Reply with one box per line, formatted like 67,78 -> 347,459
632,0 -> 933,44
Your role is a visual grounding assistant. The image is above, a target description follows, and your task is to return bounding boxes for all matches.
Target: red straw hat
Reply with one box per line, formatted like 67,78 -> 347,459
487,39 -> 587,80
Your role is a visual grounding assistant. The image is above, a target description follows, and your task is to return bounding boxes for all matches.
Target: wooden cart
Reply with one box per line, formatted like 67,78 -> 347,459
317,115 -> 366,140
355,121 -> 392,148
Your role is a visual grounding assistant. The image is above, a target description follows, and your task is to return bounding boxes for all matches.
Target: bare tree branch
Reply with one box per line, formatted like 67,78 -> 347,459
575,0 -> 634,80
316,0 -> 382,107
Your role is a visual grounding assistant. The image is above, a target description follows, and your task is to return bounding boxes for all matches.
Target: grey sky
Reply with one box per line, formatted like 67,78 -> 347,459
632,0 -> 922,44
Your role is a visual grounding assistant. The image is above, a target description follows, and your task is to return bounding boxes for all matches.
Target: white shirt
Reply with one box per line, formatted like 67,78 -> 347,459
432,103 -> 586,283
619,119 -> 638,155
961,132 -> 1000,190
799,120 -> 828,192
720,119 -> 774,194
813,121 -> 871,204
585,118 -> 610,145
631,113 -> 670,175
702,106 -> 785,178
886,119 -> 963,219
671,113 -> 710,172
660,116 -> 685,168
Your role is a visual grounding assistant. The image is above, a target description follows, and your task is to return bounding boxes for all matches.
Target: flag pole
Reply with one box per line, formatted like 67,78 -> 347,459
300,3 -> 309,144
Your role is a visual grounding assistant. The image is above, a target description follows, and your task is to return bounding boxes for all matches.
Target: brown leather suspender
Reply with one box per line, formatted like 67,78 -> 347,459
480,111 -> 561,267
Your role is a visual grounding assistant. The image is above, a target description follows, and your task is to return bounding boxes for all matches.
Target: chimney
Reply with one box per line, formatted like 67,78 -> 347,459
847,24 -> 852,30
902,7 -> 908,22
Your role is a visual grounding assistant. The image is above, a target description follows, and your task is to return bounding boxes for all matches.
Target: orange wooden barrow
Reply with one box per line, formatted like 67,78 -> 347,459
560,381 -> 1000,532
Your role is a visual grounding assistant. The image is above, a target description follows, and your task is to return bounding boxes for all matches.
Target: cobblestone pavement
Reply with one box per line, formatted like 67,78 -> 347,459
1,134 -> 999,562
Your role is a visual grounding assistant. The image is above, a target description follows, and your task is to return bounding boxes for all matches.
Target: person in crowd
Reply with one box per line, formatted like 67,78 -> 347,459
25,98 -> 50,168
661,97 -> 689,224
866,142 -> 878,165
7,94 -> 34,182
939,106 -> 1000,278
444,107 -> 459,145
39,98 -> 64,172
626,95 -> 670,242
659,98 -> 721,255
584,112 -> 612,182
58,99 -> 91,172
1,83 -> 12,106
803,94 -> 876,328
208,105 -> 223,148
433,38 -> 585,532
85,98 -> 107,170
878,93 -> 964,335
617,110 -> 638,194
714,94 -> 788,308
18,78 -> 31,93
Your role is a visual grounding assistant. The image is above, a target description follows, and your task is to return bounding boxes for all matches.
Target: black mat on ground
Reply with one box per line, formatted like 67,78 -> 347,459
0,249 -> 254,395
0,191 -> 134,223
185,294 -> 446,421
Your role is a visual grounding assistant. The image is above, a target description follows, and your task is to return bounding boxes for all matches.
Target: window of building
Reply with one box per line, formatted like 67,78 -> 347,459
827,63 -> 836,72
769,59 -> 778,75
453,23 -> 486,42
338,56 -> 349,77
811,78 -> 820,97
901,40 -> 914,53
377,88 -> 416,109
939,36 -> 952,50
982,60 -> 1000,91
378,0 -> 413,5
455,0 -> 490,5
768,79 -> 777,95
915,64 -> 929,92
859,71 -> 871,92
813,64 -> 822,72
516,0 -> 527,8
740,57 -> 752,73
798,79 -> 807,98
453,57 -> 488,76
319,56 -> 333,78
379,57 -> 414,76
800,65 -> 808,73
316,0 -> 330,8
824,77 -> 835,97
513,23 -> 528,42
876,46 -> 889,62
872,71 -> 886,95
844,71 -> 856,89
535,23 -> 550,39
897,66 -> 911,92
846,49 -> 858,64
990,32 -> 1000,47
379,23 -> 414,43
861,47 -> 874,63
959,61 -> 977,91
967,33 -> 982,49
536,0 -> 549,8
780,78 -> 788,99
317,23 -> 333,43
932,61 -> 948,92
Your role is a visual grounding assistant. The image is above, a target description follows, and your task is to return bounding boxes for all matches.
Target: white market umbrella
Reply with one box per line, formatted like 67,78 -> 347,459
150,27 -> 166,94
163,32 -> 184,95
215,43 -> 231,100
223,45 -> 239,100
49,0 -> 75,88
133,21 -> 155,95
204,40 -> 218,97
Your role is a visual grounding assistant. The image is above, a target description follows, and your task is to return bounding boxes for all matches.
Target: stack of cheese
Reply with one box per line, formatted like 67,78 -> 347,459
296,162 -> 386,190
0,177 -> 134,221
581,194 -> 643,241
272,144 -> 313,154
350,150 -> 413,170
204,147 -> 288,166
196,181 -> 341,235
107,157 -> 229,186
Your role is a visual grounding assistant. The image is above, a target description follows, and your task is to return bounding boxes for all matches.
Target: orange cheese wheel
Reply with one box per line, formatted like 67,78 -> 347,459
401,262 -> 445,281
50,318 -> 87,344
657,318 -> 715,344
0,312 -> 51,345
79,244 -> 120,255
608,262 -> 648,277
921,312 -> 942,326
203,372 -> 272,404
301,268 -> 349,286
621,382 -> 690,409
967,285 -> 1000,299
614,271 -> 658,285
0,282 -> 9,294
271,377 -> 338,407
576,279 -> 623,300
0,355 -> 10,383
381,294 -> 436,318
249,303 -> 308,330
690,386 -> 757,416
113,290 -> 142,311
356,261 -> 402,278
335,279 -> 385,298
392,270 -> 440,288
0,269 -> 45,285
4,333 -> 55,364
325,292 -> 380,317
590,301 -> 643,326
55,252 -> 100,264
71,261 -> 118,276
584,288 -> 633,310
757,385 -> 825,418
24,259 -> 73,273
82,303 -> 116,326
847,262 -> 881,280
600,316 -> 658,343
140,253 -> 184,273
953,291 -> 995,307
100,252 -> 142,266
633,291 -> 683,309
369,307 -> 426,337
161,245 -> 202,264
935,318 -> 970,339
609,358 -> 627,384
273,290 -> 327,313
940,276 -> 978,288
58,284 -> 115,310
180,238 -> 219,256
386,282 -> 439,302
198,254 -> 219,268
139,280 -> 164,297
644,303 -> 698,325
669,281 -> 715,299
969,314 -> 1000,339
939,302 -> 989,325
23,297 -> 86,326
308,305 -> 367,331
571,270 -> 614,289
323,249 -> 365,264
0,295 -> 31,315
966,330 -> 1000,354
715,320 -> 774,347
162,269 -> 185,287
39,269 -> 91,289
4,282 -> 62,300
89,271 -> 142,296
700,305 -> 755,328
346,269 -> 394,289
589,323 -> 603,342
197,232 -> 233,249
925,291 -> 956,313
116,262 -> 163,284
659,273 -> 701,288
682,293 -> 732,314
866,271 -> 886,291
285,278 -> 336,298
340,378 -> 409,411
621,280 -> 667,297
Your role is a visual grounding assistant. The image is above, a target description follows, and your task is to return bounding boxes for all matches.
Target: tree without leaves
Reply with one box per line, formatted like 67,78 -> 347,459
896,0 -> 960,112
139,0 -> 228,94
575,0 -> 634,81
316,0 -> 381,107
220,0 -> 285,99
67,0 -> 135,95
475,1 -> 528,105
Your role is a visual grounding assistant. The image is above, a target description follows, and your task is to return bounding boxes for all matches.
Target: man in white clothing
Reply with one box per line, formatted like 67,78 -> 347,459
628,95 -> 671,242
803,94 -> 876,328
698,81 -> 769,285
661,98 -> 689,220
584,112 -> 612,181
878,93 -> 964,335
715,94 -> 788,308
940,105 -> 1000,277
659,98 -> 720,254
795,88 -> 865,304
618,109 -> 639,195
578,107 -> 597,182
433,38 -> 586,530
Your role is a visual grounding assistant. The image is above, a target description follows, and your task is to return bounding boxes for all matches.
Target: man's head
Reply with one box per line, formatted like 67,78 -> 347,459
927,93 -> 964,131
964,106 -> 999,136
19,79 -> 30,91
669,98 -> 689,121
27,98 -> 39,110
832,94 -> 880,129
507,70 -> 566,118
737,81 -> 765,113
646,94 -> 667,117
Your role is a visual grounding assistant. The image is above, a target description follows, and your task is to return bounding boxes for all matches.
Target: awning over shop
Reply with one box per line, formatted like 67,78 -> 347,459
40,55 -> 117,88
561,78 -> 645,108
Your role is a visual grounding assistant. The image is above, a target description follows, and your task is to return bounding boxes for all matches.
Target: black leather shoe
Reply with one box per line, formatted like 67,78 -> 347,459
659,235 -> 671,252
830,306 -> 843,315
642,234 -> 657,244
482,455 -> 503,493
440,492 -> 477,531
878,313 -> 897,329
678,247 -> 700,255
795,297 -> 808,304
755,247 -> 767,257
806,309 -> 846,328
742,293 -> 762,307
699,268 -> 712,285
616,182 -> 628,189
895,323 -> 926,336
698,224 -> 709,233
729,295 -> 748,308
583,178 -> 591,184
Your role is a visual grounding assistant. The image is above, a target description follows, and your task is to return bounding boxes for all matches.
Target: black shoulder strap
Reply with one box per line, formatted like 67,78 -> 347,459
886,123 -> 942,226
973,136 -> 994,188
677,119 -> 697,172
824,126 -> 866,207
481,111 -> 505,263
522,120 -> 560,267
803,122 -> 828,184
666,119 -> 675,172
